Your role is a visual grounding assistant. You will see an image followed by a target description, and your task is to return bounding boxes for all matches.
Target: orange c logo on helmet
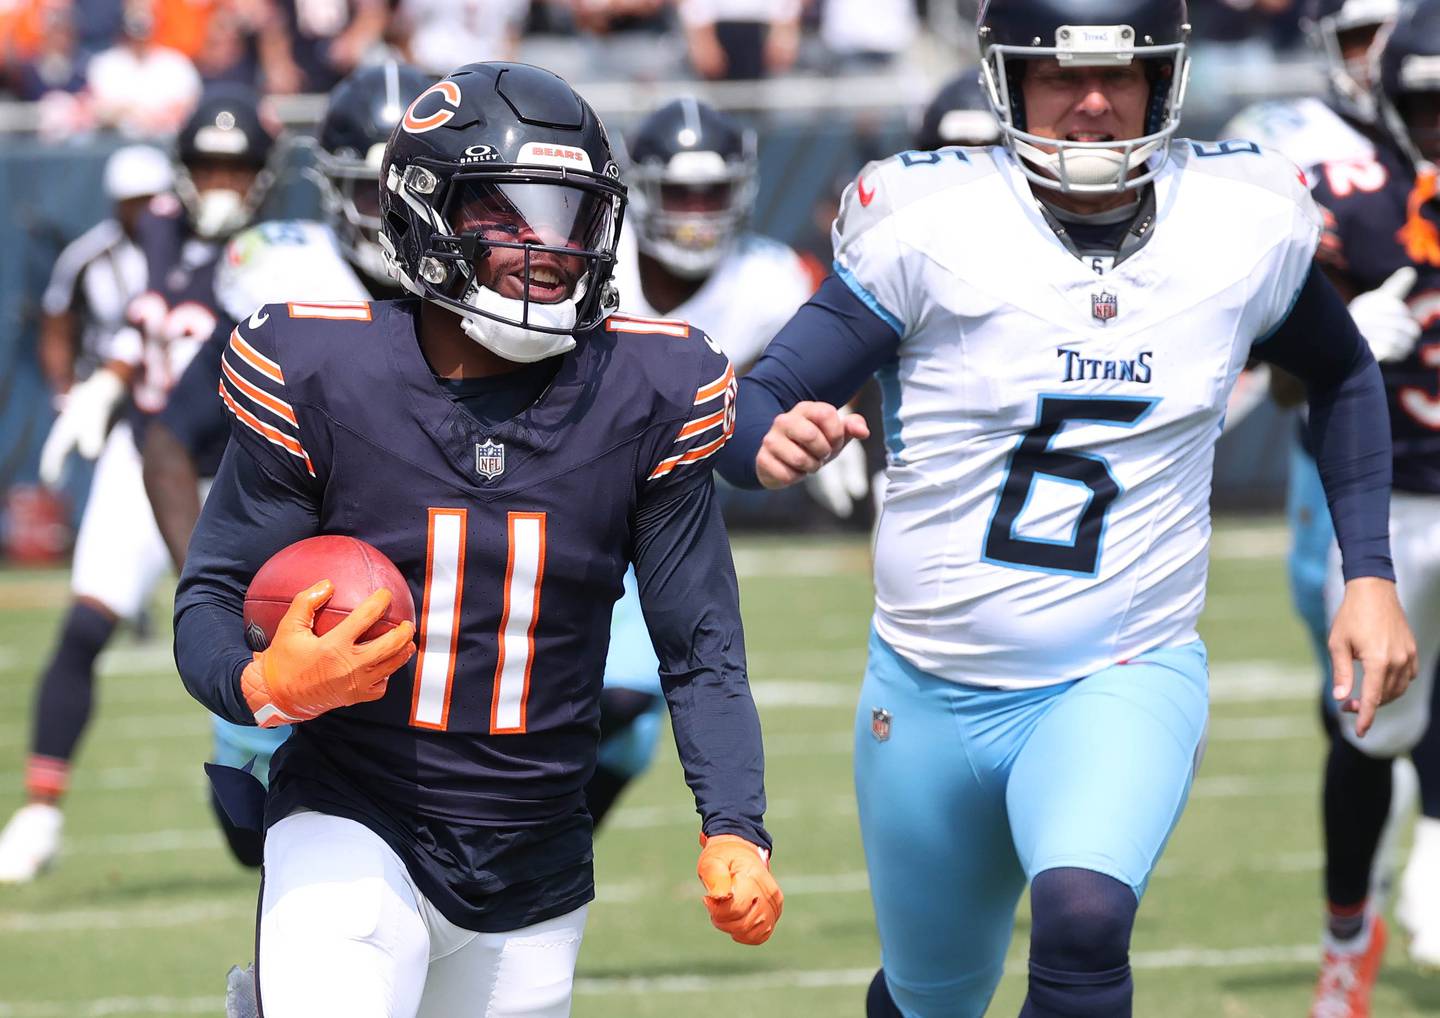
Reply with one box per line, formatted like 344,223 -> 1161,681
402,81 -> 462,134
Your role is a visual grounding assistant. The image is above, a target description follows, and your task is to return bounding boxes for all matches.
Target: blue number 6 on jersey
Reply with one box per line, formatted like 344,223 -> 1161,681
982,395 -> 1159,577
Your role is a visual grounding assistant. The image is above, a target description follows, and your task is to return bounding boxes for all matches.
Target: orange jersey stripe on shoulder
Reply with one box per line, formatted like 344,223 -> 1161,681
219,380 -> 315,476
695,364 -> 735,404
228,329 -> 285,385
221,355 -> 298,427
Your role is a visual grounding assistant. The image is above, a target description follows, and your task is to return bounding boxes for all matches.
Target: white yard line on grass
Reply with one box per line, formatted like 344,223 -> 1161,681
0,997 -> 225,1017
0,943 -> 1322,1013
0,900 -> 250,933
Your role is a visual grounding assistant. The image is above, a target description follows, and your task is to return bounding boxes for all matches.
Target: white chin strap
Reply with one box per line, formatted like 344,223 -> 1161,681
1014,138 -> 1162,190
457,279 -> 580,363
193,189 -> 248,239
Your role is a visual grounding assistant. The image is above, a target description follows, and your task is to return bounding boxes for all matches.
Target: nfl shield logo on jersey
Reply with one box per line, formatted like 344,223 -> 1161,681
871,708 -> 892,743
475,439 -> 505,479
1092,291 -> 1119,321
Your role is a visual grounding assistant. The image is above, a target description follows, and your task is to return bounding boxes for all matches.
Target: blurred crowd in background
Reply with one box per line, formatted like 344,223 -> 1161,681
0,1 -> 1339,563
0,0 -> 1332,131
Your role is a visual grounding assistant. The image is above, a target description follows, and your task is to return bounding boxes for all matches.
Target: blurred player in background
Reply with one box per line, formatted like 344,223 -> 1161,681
583,97 -> 824,826
0,86 -> 277,884
38,145 -> 174,400
912,72 -> 1002,152
1305,3 -> 1440,1009
1223,0 -> 1425,922
716,0 -> 1416,1014
142,63 -> 431,868
174,62 -> 780,1017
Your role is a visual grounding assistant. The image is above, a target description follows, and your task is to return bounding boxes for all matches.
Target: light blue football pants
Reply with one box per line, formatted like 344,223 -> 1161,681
854,629 -> 1208,1018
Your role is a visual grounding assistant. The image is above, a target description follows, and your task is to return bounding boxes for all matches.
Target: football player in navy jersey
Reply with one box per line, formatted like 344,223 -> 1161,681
173,62 -> 781,1018
0,85 -> 277,884
1306,4 -> 1440,1010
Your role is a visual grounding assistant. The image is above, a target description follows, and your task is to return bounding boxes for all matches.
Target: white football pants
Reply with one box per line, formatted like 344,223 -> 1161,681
258,810 -> 587,1018
70,421 -> 171,619
1327,491 -> 1440,758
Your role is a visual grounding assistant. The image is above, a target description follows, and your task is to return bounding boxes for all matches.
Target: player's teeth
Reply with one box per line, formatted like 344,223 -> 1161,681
532,269 -> 560,285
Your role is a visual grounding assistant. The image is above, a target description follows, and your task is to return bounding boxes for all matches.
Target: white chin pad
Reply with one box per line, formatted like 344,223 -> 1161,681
1018,139 -> 1159,189
457,278 -> 580,363
194,189 -> 247,238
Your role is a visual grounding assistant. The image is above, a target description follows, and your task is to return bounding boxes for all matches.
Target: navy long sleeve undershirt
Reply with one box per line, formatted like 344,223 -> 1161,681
717,265 -> 1393,582
173,440 -> 768,846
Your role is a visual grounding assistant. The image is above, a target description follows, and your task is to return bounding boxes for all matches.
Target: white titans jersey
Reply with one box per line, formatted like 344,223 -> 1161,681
612,230 -> 816,371
216,219 -> 369,323
839,142 -> 1320,688
1221,96 -> 1374,174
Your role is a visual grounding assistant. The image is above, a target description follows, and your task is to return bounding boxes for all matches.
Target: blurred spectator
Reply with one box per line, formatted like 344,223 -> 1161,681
819,0 -> 917,71
258,0 -> 387,94
529,0 -> 682,85
87,3 -> 202,136
393,0 -> 527,75
11,0 -> 84,99
193,4 -> 263,85
678,0 -> 800,80
39,145 -> 173,398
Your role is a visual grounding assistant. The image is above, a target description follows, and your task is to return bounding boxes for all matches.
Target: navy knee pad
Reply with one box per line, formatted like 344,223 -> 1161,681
1021,867 -> 1137,1018
867,968 -> 905,1018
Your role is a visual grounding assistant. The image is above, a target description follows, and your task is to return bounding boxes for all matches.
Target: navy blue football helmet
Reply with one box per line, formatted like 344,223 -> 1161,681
978,0 -> 1191,193
315,61 -> 432,285
174,85 -> 277,239
1379,0 -> 1440,166
915,72 -> 1001,151
626,98 -> 757,279
380,63 -> 627,362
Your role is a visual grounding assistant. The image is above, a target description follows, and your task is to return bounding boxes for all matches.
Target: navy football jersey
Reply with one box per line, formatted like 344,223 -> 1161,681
112,197 -> 231,471
1312,142 -> 1440,494
178,299 -> 763,931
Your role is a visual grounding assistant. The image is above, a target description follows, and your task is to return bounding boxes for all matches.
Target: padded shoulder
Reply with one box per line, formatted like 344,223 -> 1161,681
834,146 -> 999,245
1172,138 -> 1314,206
599,313 -> 736,493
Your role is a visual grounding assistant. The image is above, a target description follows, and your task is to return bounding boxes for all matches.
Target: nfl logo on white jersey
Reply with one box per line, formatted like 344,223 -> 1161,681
475,440 -> 505,479
1091,291 -> 1119,321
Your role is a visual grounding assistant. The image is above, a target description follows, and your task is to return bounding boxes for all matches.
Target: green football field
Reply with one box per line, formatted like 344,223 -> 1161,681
0,520 -> 1437,1017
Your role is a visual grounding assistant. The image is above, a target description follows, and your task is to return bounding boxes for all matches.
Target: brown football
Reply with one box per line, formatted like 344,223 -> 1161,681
242,535 -> 416,651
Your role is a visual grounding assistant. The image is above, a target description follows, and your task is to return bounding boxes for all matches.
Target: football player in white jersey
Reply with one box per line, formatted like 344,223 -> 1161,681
1305,4 -> 1440,1006
713,1 -> 1417,1015
0,88 -> 280,883
1226,0 -> 1440,978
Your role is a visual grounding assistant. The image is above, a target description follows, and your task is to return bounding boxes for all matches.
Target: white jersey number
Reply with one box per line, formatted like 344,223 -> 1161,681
410,508 -> 547,734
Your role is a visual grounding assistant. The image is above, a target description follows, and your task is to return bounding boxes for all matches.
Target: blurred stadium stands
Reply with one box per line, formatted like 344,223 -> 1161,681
0,1 -> 1324,559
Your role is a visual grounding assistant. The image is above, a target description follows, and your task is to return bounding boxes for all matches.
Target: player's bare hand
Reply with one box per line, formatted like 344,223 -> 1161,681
756,402 -> 869,490
242,581 -> 416,727
1328,577 -> 1416,738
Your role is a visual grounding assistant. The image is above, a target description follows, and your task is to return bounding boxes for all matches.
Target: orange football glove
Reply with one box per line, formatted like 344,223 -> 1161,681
697,833 -> 783,945
241,580 -> 416,727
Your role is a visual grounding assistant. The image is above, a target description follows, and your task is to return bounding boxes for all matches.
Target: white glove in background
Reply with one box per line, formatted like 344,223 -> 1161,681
804,410 -> 869,519
1349,267 -> 1420,364
39,367 -> 126,487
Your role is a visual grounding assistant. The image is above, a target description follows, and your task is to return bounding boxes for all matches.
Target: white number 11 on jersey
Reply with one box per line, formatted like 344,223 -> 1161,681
409,508 -> 547,734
